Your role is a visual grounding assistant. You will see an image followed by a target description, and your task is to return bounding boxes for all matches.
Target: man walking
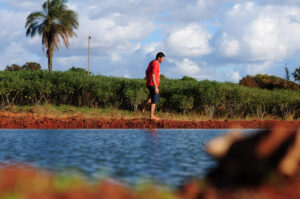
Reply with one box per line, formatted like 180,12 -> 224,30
138,52 -> 165,120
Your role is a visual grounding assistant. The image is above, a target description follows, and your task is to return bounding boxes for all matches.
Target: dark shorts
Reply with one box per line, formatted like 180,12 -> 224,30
147,86 -> 160,104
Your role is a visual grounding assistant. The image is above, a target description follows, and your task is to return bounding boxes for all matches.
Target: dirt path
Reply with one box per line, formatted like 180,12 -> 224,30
0,112 -> 299,129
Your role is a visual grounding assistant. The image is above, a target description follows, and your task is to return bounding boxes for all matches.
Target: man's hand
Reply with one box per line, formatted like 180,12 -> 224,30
152,73 -> 159,94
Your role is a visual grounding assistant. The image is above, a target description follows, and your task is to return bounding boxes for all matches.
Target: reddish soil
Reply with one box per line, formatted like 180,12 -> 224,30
0,112 -> 299,129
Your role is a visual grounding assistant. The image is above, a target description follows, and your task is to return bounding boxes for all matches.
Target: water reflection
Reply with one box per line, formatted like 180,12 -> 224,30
145,129 -> 164,182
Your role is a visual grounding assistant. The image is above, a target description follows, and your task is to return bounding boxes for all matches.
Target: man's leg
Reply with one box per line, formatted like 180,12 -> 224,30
150,103 -> 159,120
150,93 -> 160,120
138,98 -> 151,113
150,91 -> 160,120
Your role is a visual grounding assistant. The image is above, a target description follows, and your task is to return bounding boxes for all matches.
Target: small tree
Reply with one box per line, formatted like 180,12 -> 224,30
240,74 -> 299,90
293,66 -> 300,82
5,64 -> 22,71
181,76 -> 198,82
22,62 -> 41,71
160,74 -> 168,80
68,66 -> 88,74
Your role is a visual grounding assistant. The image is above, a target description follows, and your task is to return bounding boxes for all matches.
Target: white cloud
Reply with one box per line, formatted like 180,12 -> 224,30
217,2 -> 300,62
55,56 -> 86,69
142,42 -> 162,55
110,53 -> 122,63
219,33 -> 240,57
1,0 -> 43,11
71,15 -> 154,49
167,0 -> 222,22
166,58 -> 216,80
245,61 -> 273,75
225,71 -> 241,82
169,58 -> 201,75
165,24 -> 212,57
0,10 -> 26,42
1,0 -> 300,82
260,0 -> 300,5
0,42 -> 42,69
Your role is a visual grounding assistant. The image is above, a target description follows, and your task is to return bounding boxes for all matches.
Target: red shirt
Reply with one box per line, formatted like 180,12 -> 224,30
146,60 -> 160,87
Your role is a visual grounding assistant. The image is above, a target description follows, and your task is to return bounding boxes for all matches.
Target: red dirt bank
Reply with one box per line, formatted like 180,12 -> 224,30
0,112 -> 299,129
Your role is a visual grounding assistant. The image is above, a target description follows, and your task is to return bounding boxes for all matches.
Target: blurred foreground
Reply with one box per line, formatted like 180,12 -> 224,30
0,126 -> 300,199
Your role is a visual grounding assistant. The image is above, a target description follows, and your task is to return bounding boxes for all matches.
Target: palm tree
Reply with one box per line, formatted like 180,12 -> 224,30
25,0 -> 79,71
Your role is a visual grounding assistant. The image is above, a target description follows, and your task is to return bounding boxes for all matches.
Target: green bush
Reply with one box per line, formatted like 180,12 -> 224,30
0,70 -> 298,119
181,76 -> 198,82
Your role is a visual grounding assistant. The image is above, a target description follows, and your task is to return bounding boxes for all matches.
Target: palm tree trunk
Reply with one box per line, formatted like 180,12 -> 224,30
47,47 -> 53,72
48,55 -> 53,72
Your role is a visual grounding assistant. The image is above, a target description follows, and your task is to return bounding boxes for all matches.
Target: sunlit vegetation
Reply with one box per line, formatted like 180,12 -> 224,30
0,70 -> 299,120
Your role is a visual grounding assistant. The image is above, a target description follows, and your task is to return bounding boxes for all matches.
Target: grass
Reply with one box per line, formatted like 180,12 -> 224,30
3,104 -> 206,121
1,104 -> 298,121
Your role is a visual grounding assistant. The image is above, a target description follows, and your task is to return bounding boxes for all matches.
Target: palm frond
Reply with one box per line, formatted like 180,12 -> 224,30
25,11 -> 46,28
42,0 -> 50,13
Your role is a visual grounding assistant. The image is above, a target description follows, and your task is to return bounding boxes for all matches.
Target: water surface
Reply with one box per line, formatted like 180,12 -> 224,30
0,129 -> 255,186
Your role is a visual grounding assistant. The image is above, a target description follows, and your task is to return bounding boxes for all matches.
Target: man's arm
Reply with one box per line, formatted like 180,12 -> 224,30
152,74 -> 159,94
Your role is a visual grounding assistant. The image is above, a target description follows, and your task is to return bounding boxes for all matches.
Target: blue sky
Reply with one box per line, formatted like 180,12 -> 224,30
0,0 -> 300,82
